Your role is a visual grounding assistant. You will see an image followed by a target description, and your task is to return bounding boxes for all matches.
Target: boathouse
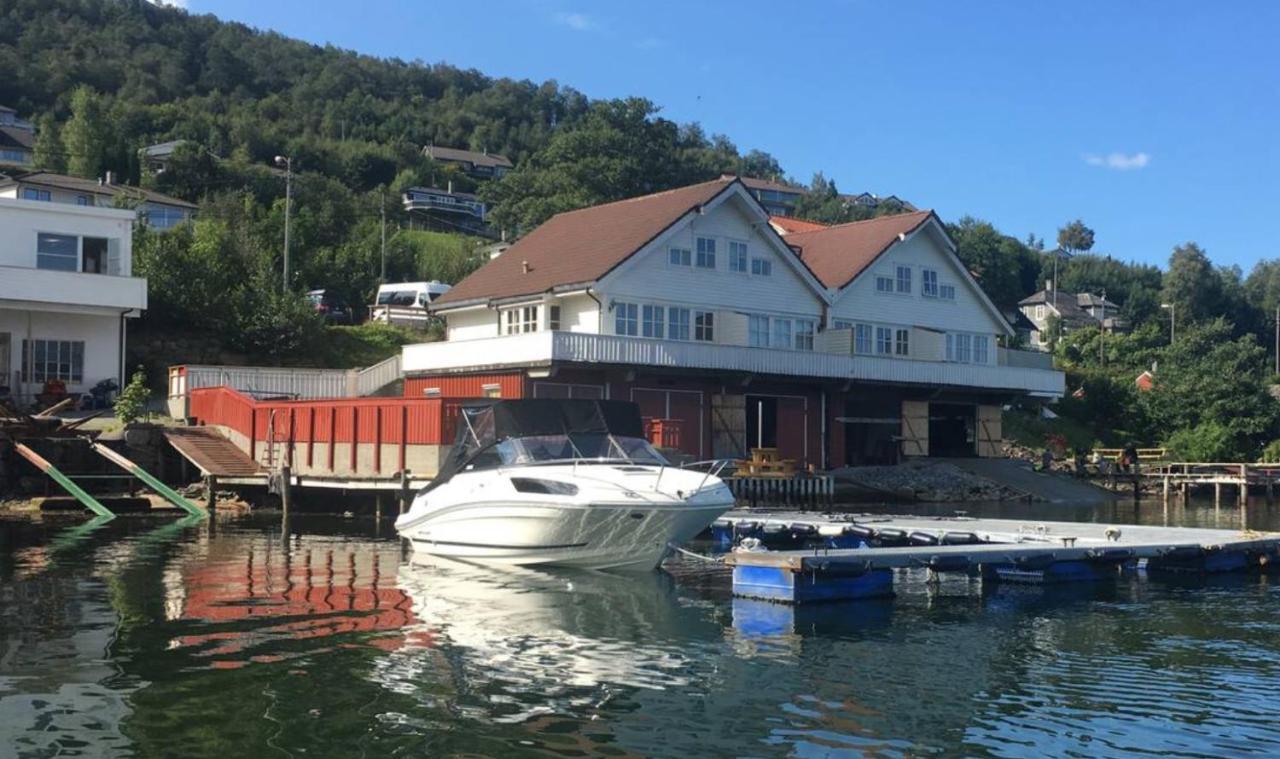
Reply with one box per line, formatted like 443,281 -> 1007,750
398,178 -> 1063,470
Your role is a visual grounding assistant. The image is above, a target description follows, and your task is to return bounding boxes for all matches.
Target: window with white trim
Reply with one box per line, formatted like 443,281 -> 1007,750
855,324 -> 873,354
694,310 -> 715,342
548,305 -> 561,330
695,237 -> 716,269
922,269 -> 939,297
22,339 -> 84,383
896,265 -> 912,294
22,188 -> 50,201
1035,304 -> 1045,320
614,302 -> 638,335
876,275 -> 894,292
973,335 -> 990,364
729,241 -> 748,272
895,328 -> 910,356
875,326 -> 893,355
795,319 -> 816,351
833,319 -> 854,330
668,307 -> 690,340
669,247 -> 691,267
751,258 -> 772,276
772,318 -> 793,349
940,284 -> 956,300
642,304 -> 665,338
946,333 -> 974,363
502,305 -> 538,334
749,315 -> 770,347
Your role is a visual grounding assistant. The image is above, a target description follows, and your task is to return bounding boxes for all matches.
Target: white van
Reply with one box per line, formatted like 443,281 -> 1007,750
370,281 -> 452,327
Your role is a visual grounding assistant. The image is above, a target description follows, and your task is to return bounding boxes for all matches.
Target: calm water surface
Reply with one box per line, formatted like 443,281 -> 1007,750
3,499 -> 1280,757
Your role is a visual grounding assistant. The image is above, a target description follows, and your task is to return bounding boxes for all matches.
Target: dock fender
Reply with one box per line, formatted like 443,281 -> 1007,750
1012,554 -> 1057,571
1159,545 -> 1204,561
923,555 -> 972,573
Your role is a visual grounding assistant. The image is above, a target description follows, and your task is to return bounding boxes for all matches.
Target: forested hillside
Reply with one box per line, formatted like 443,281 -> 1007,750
6,0 -> 1280,458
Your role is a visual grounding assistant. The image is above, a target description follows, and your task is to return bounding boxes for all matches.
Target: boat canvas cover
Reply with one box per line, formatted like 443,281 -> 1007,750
431,399 -> 645,488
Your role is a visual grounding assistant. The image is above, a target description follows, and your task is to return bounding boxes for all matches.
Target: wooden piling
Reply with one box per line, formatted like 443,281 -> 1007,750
280,465 -> 292,519
398,469 -> 410,514
205,474 -> 217,513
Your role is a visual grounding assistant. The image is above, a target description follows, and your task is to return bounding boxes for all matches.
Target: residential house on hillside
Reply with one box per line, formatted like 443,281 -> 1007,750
728,175 -> 806,216
768,215 -> 828,236
401,185 -> 493,237
1018,283 -> 1126,350
0,105 -> 35,166
0,171 -> 196,229
422,145 -> 513,179
402,177 -> 1062,468
841,192 -> 916,212
140,139 -> 191,173
0,197 -> 146,403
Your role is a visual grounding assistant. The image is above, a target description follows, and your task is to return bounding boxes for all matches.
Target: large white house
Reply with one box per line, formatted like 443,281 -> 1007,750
0,198 -> 146,403
401,177 -> 1063,468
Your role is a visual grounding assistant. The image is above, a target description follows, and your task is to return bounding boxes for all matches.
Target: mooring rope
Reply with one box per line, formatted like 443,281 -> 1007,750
667,543 -> 724,564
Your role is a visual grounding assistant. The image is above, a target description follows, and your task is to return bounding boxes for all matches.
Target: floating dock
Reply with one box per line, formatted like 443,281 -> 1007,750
713,512 -> 1280,604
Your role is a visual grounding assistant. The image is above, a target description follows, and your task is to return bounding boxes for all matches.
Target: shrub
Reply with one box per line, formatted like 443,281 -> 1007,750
114,366 -> 151,425
1164,422 -> 1244,463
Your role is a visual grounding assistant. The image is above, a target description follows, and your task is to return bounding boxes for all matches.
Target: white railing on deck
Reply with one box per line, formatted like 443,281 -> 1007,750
354,354 -> 402,396
402,332 -> 1065,396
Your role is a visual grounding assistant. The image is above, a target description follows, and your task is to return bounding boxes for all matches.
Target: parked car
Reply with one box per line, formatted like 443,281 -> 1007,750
369,281 -> 451,327
307,289 -> 353,324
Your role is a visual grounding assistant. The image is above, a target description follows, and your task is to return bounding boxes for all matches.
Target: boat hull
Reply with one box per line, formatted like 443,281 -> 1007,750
398,499 -> 730,571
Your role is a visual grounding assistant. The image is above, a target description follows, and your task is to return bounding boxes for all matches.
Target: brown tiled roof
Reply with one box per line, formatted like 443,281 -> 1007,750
769,215 -> 828,235
783,210 -> 934,289
0,170 -> 197,209
424,145 -> 513,169
434,178 -> 738,306
0,126 -> 34,150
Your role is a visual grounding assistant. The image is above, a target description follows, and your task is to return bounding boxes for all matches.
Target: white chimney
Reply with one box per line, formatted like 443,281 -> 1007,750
522,260 -> 530,274
1045,279 -> 1053,292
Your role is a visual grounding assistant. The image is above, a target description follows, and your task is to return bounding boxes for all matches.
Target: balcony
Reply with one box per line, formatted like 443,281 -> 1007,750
403,332 -> 1065,397
0,265 -> 147,312
401,191 -> 486,219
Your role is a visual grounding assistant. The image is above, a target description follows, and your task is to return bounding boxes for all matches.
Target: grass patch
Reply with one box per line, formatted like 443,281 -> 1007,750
1003,407 -> 1098,453
312,322 -> 435,368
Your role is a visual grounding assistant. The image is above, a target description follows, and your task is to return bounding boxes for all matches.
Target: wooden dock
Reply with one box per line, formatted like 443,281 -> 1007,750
713,512 -> 1280,603
1090,462 -> 1280,504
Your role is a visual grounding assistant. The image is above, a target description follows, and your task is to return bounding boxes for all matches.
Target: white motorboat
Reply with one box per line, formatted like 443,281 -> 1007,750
394,399 -> 734,571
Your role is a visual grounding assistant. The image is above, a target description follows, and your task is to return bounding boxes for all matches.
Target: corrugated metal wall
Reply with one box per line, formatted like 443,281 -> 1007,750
403,373 -> 526,399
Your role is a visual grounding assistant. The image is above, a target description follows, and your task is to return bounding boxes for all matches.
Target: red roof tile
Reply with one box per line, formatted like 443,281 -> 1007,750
769,215 -> 829,235
783,211 -> 935,289
434,178 -> 738,306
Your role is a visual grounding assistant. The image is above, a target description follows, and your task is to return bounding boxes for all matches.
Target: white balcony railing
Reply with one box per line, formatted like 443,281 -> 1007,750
403,332 -> 1066,397
0,265 -> 147,311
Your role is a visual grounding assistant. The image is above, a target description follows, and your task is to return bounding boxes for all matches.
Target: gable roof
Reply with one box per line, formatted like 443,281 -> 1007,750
724,174 -> 806,196
424,145 -> 513,169
0,171 -> 197,209
0,126 -> 34,151
433,178 -> 739,307
769,215 -> 828,235
1019,289 -> 1100,323
141,139 -> 188,158
782,210 -> 934,289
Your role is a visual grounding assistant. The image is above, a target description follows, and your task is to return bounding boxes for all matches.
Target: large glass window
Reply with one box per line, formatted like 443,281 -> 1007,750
694,310 -> 715,342
22,188 -> 50,201
695,237 -> 716,269
895,328 -> 910,356
503,305 -> 538,334
795,319 -> 815,351
922,269 -> 939,297
855,324 -> 872,354
614,302 -> 638,336
642,305 -> 665,338
749,315 -> 770,347
875,326 -> 893,354
772,318 -> 793,349
36,233 -> 78,271
946,333 -> 974,363
22,339 -> 84,383
973,335 -> 990,364
896,265 -> 912,294
668,307 -> 690,340
729,241 -> 748,273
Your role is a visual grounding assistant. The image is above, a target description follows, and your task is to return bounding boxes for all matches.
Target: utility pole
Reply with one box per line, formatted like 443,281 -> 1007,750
1274,305 -> 1278,376
275,155 -> 293,291
1099,288 -> 1106,368
1161,302 -> 1175,344
380,188 -> 387,284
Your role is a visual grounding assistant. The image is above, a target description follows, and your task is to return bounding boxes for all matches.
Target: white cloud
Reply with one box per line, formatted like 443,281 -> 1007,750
1083,151 -> 1151,170
149,0 -> 188,7
554,12 -> 595,31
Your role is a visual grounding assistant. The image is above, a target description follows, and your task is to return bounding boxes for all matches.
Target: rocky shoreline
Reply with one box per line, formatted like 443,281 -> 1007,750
830,460 -> 1036,503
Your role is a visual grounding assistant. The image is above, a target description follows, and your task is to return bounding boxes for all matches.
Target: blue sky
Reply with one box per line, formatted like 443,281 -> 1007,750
180,0 -> 1278,270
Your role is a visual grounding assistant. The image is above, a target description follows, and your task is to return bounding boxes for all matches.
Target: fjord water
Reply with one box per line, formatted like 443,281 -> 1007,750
4,501 -> 1280,758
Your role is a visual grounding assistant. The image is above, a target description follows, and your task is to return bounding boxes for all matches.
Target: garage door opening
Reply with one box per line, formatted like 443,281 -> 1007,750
842,397 -> 899,466
745,395 -> 778,449
929,403 -> 976,457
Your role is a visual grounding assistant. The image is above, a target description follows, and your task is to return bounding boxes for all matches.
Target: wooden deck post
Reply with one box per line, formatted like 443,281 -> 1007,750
206,474 -> 217,513
399,469 -> 410,515
1162,476 -> 1170,502
1215,482 -> 1222,507
280,464 -> 292,519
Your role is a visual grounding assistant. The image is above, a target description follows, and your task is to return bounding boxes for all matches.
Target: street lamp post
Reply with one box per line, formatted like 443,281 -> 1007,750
275,155 -> 293,291
1160,302 -> 1175,344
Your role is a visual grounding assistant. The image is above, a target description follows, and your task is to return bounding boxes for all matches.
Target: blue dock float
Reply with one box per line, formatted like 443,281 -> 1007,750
717,513 -> 1280,604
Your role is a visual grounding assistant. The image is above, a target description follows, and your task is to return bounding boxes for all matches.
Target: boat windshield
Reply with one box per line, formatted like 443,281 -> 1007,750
468,434 -> 668,470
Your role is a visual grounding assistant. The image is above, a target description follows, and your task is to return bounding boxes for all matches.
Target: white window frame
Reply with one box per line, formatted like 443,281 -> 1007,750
36,232 -> 80,272
875,275 -> 894,293
973,335 -> 990,365
642,304 -> 665,338
502,305 -> 539,335
694,310 -> 715,342
668,247 -> 691,267
750,258 -> 772,276
940,283 -> 956,301
896,265 -> 912,294
22,339 -> 85,383
795,319 -> 815,351
875,326 -> 893,355
548,305 -> 561,330
854,323 -> 873,354
895,328 -> 910,356
922,269 -> 939,298
668,307 -> 690,340
1035,304 -> 1045,320
728,240 -> 748,273
772,318 -> 793,349
695,237 -> 716,269
749,315 -> 770,347
614,302 -> 638,336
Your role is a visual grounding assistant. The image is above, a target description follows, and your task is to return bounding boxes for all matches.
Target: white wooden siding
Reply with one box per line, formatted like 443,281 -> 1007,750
829,230 -> 1004,336
445,307 -> 498,340
557,293 -> 599,333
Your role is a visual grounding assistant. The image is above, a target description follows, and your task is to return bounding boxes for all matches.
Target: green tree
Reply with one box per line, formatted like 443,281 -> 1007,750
1162,242 -> 1222,325
1056,219 -> 1095,253
32,113 -> 65,171
114,366 -> 151,425
948,217 -> 1038,309
62,86 -> 111,178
